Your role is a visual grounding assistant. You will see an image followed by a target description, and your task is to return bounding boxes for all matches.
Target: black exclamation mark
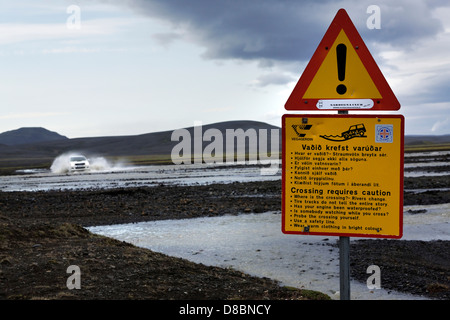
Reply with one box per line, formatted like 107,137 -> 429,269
336,43 -> 347,95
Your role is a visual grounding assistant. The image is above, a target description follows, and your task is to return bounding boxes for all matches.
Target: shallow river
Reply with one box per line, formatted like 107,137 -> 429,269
1,163 -> 280,192
1,151 -> 449,192
89,203 -> 449,300
2,151 -> 449,299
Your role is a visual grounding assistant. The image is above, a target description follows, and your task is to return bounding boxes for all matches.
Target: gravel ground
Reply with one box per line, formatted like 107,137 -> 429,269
0,177 -> 449,300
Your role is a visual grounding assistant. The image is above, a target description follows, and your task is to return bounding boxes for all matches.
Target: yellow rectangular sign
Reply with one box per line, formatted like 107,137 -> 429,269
282,114 -> 404,238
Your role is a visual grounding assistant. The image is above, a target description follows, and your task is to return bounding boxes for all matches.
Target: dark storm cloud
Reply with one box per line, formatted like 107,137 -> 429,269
123,0 -> 444,64
124,0 -> 340,62
358,1 -> 444,47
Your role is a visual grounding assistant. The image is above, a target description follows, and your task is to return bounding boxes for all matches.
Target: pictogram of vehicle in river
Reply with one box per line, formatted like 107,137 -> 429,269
320,124 -> 367,142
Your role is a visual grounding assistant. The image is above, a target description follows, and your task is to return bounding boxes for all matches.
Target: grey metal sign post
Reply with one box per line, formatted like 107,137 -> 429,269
339,236 -> 350,300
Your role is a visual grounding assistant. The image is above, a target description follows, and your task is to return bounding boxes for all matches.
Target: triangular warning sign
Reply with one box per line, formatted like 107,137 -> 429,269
285,9 -> 400,111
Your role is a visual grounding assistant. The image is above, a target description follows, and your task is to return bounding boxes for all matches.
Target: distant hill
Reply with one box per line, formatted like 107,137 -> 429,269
0,120 -> 281,173
404,134 -> 450,146
0,120 -> 280,156
0,127 -> 68,146
1,121 -> 449,174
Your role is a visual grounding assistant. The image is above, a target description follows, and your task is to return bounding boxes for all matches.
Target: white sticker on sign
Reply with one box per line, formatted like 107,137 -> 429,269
316,99 -> 374,109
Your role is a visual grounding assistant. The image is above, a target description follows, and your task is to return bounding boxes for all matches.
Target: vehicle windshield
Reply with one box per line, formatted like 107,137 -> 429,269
70,156 -> 86,161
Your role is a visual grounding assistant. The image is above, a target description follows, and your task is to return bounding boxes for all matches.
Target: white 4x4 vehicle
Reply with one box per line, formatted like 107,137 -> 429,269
69,155 -> 90,172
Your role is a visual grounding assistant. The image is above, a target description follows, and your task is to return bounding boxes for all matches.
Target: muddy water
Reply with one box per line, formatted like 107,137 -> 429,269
89,204 -> 448,300
3,151 -> 449,299
1,163 -> 281,192
1,151 -> 449,192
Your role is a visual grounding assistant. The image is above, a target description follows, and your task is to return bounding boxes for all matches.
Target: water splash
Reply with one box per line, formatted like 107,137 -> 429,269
50,152 -> 126,174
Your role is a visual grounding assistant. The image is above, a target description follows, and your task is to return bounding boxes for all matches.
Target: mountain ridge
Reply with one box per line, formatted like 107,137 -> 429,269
0,127 -> 68,146
0,120 -> 449,174
0,120 -> 281,173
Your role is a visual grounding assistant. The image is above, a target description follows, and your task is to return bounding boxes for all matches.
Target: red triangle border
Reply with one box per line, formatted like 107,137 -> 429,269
285,9 -> 400,111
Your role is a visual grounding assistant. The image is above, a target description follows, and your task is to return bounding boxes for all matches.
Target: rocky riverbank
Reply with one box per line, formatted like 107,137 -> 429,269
0,177 -> 449,300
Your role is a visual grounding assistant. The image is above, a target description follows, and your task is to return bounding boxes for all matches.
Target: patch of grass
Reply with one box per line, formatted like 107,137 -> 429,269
404,143 -> 450,153
2,140 -> 448,177
120,154 -> 174,165
282,286 -> 331,300
298,289 -> 331,300
118,152 -> 282,166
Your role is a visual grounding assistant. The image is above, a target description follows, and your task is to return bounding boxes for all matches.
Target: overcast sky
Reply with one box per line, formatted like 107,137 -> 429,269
0,0 -> 449,138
